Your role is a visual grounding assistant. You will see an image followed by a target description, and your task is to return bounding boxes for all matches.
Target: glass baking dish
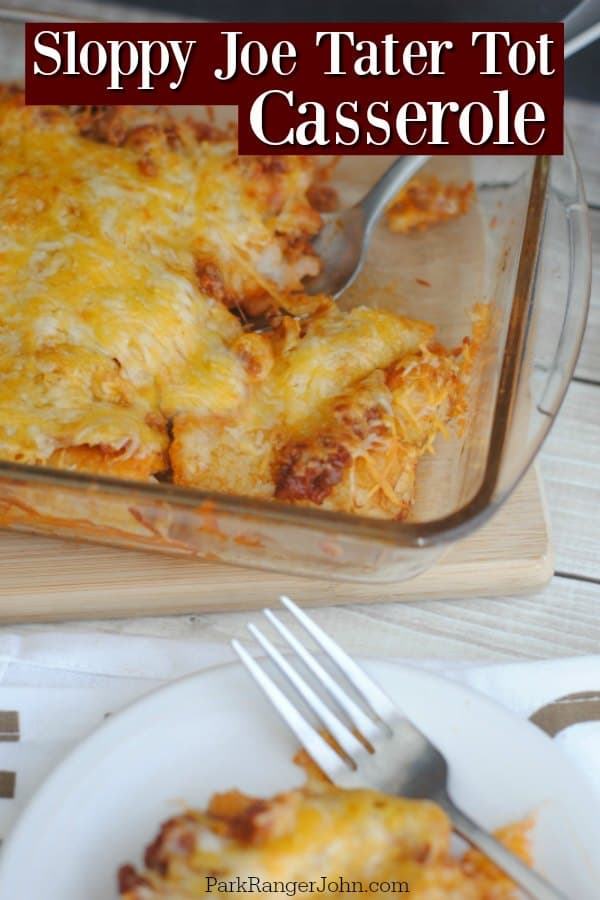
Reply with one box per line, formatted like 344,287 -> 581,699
0,8 -> 591,583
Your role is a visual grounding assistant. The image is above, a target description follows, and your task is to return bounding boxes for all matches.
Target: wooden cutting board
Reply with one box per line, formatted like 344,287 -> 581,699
0,466 -> 552,622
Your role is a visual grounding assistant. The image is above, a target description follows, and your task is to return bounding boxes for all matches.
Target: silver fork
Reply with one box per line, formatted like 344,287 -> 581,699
232,596 -> 566,900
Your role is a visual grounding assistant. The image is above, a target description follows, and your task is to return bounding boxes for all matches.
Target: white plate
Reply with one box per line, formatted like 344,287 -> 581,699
0,660 -> 599,899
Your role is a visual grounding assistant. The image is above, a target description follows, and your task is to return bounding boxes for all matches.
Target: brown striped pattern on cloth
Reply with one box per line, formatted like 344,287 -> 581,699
0,711 -> 19,801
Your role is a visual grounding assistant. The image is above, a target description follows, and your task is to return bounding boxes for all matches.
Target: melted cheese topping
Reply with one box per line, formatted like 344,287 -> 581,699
0,99 -> 256,466
0,93 -> 482,521
118,782 -> 529,899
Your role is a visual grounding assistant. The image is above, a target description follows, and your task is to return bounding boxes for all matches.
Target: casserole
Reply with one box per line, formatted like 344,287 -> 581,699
0,92 -> 483,516
0,8 -> 591,583
118,781 -> 529,899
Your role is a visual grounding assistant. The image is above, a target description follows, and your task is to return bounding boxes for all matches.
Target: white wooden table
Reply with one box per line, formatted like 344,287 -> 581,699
3,0 -> 600,661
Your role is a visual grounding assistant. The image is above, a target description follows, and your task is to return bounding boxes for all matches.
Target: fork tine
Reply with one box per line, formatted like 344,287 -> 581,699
248,624 -> 366,761
264,610 -> 382,743
280,596 -> 398,724
231,639 -> 350,780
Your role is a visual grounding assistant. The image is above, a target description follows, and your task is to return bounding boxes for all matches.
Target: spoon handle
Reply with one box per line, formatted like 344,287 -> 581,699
358,154 -> 429,239
564,0 -> 600,58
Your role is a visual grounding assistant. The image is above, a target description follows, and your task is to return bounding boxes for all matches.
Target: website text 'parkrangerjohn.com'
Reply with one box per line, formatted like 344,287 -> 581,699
206,876 -> 410,895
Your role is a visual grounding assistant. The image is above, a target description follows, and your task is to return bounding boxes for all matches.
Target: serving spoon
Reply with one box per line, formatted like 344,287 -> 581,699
304,153 -> 428,298
300,0 -> 600,300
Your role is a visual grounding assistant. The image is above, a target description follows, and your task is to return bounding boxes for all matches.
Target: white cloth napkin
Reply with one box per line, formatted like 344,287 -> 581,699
0,630 -> 598,839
